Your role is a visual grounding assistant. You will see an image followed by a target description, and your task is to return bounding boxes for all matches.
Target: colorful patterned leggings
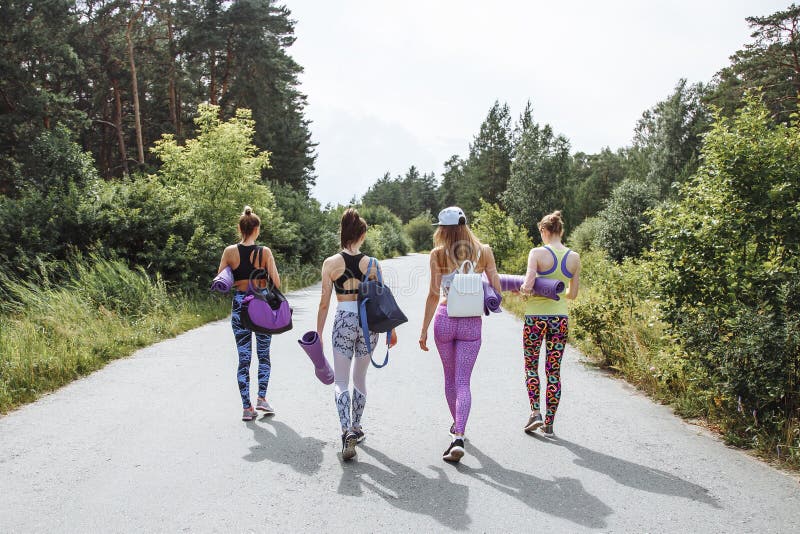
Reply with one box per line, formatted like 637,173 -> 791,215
434,304 -> 482,435
231,292 -> 272,409
523,315 -> 568,425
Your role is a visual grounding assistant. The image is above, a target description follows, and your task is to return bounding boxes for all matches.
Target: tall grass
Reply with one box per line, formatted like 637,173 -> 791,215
0,257 -> 229,413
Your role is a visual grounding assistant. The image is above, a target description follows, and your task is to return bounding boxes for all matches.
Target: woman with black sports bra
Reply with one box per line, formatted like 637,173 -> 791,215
216,206 -> 282,422
317,208 -> 397,460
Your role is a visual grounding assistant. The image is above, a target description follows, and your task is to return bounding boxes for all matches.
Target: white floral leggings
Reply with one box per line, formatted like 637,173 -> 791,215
332,309 -> 378,432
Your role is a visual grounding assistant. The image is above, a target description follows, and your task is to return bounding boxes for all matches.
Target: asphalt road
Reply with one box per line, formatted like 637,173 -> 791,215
1,253 -> 799,533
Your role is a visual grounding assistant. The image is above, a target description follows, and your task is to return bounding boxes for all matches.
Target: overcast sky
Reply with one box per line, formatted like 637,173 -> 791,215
285,1 -> 789,206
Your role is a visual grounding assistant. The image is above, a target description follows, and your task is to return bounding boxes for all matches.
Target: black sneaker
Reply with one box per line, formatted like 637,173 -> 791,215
541,424 -> 555,437
341,431 -> 358,460
352,428 -> 366,444
442,438 -> 465,462
524,413 -> 543,433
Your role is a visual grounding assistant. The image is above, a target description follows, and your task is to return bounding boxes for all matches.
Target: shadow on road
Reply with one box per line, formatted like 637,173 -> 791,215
242,419 -> 325,475
337,444 -> 471,531
546,436 -> 721,508
456,442 -> 612,530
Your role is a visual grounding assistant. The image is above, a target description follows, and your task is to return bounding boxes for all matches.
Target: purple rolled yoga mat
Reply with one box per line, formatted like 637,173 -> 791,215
483,279 -> 502,315
498,274 -> 564,301
210,266 -> 234,293
297,331 -> 335,385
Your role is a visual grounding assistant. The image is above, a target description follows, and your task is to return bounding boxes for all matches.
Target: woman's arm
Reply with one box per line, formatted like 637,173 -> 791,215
317,258 -> 333,335
419,251 -> 442,352
565,253 -> 581,300
482,245 -> 502,293
520,248 -> 537,294
263,247 -> 281,289
217,246 -> 232,275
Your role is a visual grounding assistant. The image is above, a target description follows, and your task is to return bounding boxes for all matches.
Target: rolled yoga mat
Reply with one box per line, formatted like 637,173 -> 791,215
498,274 -> 565,301
297,331 -> 335,385
483,279 -> 503,315
210,266 -> 234,293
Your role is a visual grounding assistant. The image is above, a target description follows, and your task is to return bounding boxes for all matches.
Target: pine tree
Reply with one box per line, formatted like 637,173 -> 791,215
501,106 -> 571,236
709,4 -> 800,124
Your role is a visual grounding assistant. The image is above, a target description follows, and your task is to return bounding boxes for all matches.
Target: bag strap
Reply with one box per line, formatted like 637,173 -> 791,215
361,257 -> 382,284
358,297 -> 390,368
359,257 -> 389,368
247,247 -> 272,294
458,259 -> 476,274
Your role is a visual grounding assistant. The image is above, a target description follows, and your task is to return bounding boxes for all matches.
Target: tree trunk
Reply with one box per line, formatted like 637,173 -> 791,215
219,33 -> 233,106
111,78 -> 129,175
126,2 -> 146,165
165,4 -> 180,139
209,51 -> 217,105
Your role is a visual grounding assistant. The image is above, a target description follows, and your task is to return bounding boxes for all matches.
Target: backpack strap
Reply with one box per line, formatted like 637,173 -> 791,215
358,257 -> 390,368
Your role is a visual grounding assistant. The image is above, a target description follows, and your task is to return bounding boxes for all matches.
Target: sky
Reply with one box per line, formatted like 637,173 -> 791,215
285,0 -> 790,206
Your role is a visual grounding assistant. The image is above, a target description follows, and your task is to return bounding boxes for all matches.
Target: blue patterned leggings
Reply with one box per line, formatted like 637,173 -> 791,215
231,292 -> 272,409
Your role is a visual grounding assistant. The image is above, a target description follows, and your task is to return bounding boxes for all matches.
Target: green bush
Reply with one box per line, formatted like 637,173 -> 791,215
404,211 -> 435,252
0,126 -> 99,277
594,178 -> 659,261
359,205 -> 410,258
649,96 -> 800,458
471,200 -> 532,273
568,216 -> 601,253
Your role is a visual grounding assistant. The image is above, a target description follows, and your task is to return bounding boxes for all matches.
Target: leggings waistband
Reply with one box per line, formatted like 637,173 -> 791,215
337,300 -> 359,314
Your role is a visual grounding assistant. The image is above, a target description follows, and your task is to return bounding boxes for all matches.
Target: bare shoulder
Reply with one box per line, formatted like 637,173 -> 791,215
323,254 -> 341,267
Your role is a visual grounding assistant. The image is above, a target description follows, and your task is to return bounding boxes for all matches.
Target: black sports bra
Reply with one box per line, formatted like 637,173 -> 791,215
333,252 -> 365,295
232,244 -> 264,281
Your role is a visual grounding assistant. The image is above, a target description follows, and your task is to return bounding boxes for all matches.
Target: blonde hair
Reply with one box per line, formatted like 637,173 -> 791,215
538,210 -> 564,236
433,224 -> 483,270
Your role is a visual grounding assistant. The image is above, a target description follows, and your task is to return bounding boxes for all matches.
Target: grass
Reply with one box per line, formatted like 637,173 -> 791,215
0,258 -> 230,414
0,256 -> 323,415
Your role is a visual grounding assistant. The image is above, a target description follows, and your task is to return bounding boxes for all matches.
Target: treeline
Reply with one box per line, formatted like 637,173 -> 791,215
0,1 -> 333,410
1,0 -> 314,192
0,0 -> 347,286
362,4 -> 800,465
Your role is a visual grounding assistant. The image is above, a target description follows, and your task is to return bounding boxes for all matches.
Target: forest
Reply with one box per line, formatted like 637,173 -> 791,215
0,2 -> 798,466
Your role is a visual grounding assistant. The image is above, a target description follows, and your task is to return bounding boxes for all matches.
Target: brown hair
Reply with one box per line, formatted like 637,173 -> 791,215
538,210 -> 564,236
340,208 -> 367,248
433,223 -> 483,269
238,205 -> 261,239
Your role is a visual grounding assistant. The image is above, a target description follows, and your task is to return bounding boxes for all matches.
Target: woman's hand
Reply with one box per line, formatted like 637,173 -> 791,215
389,329 -> 398,348
419,330 -> 429,351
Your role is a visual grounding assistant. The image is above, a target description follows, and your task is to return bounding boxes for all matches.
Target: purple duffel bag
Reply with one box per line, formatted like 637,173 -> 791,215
240,250 -> 293,335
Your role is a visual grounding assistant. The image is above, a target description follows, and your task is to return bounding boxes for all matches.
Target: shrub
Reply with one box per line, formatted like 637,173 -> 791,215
568,216 -> 601,253
594,178 -> 659,261
649,95 -> 800,457
404,211 -> 435,252
471,200 -> 532,273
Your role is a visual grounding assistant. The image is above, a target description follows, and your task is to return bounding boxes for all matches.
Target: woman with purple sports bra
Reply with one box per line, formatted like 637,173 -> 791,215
519,210 -> 581,437
420,207 -> 501,462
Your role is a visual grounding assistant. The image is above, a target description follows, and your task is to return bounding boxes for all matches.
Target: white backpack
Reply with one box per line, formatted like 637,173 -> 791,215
447,253 -> 485,318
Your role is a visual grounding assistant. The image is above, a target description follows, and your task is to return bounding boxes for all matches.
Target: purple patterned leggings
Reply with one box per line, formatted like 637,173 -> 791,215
434,305 -> 482,435
524,315 -> 568,425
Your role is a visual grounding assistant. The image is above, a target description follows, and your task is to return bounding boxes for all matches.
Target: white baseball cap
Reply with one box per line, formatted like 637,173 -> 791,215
435,206 -> 467,226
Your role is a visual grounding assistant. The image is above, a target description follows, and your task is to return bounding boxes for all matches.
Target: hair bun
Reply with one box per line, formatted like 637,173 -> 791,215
243,205 -> 253,216
553,210 -> 562,218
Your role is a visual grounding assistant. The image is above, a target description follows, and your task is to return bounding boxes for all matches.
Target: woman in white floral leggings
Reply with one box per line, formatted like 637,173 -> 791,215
316,208 -> 397,460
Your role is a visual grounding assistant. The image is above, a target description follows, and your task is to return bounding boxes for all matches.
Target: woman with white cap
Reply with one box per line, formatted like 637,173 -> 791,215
419,207 -> 502,462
